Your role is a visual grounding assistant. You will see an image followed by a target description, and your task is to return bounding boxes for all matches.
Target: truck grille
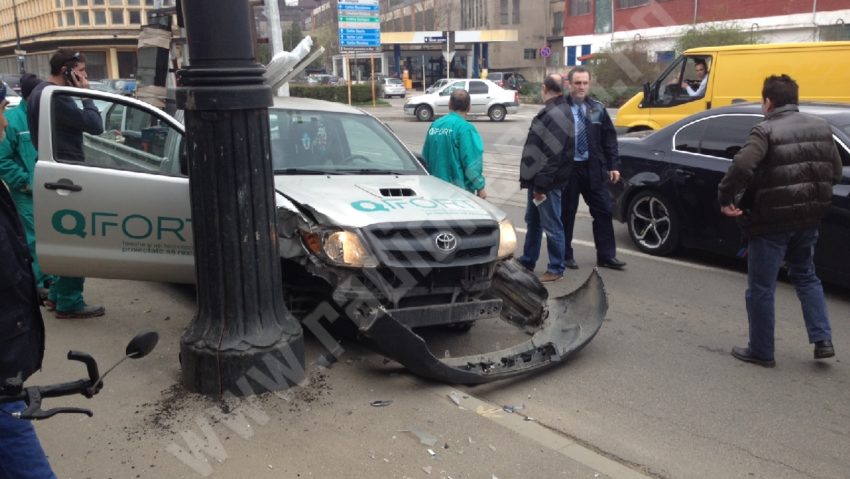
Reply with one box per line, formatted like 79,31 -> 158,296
362,220 -> 499,268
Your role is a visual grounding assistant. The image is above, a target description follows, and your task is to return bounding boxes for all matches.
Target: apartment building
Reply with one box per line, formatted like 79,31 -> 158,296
0,0 -> 160,79
562,0 -> 850,66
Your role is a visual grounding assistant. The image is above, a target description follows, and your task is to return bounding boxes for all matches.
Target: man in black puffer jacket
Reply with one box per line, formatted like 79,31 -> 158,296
718,74 -> 843,368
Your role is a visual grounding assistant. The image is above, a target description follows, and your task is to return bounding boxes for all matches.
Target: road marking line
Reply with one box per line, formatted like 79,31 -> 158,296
435,387 -> 652,479
515,227 -> 742,276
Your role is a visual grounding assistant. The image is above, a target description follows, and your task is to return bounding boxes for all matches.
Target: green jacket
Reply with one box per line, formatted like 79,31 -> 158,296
0,102 -> 37,200
421,112 -> 485,193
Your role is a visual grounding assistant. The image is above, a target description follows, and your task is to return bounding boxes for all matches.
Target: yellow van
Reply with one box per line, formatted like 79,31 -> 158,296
614,41 -> 850,132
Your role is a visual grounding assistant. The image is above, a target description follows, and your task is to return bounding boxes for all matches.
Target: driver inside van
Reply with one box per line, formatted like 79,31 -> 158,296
681,58 -> 709,97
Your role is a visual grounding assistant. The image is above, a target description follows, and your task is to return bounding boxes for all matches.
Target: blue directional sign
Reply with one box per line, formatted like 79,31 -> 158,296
338,0 -> 381,51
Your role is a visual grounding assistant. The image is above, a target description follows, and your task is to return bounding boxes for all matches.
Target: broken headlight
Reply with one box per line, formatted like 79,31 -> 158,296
300,229 -> 378,267
497,218 -> 518,258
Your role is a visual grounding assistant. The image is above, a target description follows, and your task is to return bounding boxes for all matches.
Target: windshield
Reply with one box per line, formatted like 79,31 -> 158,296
270,109 -> 424,175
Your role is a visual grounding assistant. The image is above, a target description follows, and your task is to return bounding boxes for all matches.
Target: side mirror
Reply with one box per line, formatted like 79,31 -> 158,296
641,82 -> 651,106
126,330 -> 159,359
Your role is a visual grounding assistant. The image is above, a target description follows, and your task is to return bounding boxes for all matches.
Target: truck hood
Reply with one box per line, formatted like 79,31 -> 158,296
273,174 -> 505,228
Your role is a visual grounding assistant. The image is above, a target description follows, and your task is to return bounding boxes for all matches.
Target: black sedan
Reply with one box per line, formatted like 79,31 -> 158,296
609,103 -> 850,287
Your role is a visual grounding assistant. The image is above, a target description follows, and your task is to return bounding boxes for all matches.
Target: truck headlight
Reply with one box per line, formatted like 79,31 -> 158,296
497,219 -> 517,258
301,229 -> 378,267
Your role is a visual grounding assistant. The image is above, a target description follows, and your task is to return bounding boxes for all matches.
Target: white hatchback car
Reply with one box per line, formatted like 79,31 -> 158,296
379,78 -> 406,98
404,79 -> 519,122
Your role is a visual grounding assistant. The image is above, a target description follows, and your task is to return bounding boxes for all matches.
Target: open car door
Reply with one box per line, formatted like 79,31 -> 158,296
33,86 -> 194,283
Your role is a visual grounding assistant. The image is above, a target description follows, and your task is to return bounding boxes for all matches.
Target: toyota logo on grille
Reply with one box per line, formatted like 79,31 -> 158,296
434,232 -> 458,252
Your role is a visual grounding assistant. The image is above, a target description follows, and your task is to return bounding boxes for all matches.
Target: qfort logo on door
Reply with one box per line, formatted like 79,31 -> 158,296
52,209 -> 194,256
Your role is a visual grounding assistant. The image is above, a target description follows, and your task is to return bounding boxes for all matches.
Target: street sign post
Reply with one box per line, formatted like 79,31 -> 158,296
540,46 -> 552,58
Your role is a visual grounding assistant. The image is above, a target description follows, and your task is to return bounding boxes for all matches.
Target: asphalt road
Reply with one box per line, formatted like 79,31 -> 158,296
376,103 -> 850,478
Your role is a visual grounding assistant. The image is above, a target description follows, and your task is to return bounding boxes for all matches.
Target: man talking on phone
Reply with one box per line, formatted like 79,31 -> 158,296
26,48 -> 106,320
27,49 -> 104,163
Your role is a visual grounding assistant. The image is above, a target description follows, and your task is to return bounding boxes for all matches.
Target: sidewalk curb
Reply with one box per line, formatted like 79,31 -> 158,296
436,387 -> 653,479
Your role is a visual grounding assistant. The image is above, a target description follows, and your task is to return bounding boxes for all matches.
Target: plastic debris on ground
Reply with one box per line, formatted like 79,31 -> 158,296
403,428 -> 438,447
422,465 -> 433,475
502,404 -> 525,414
448,391 -> 462,406
427,448 -> 436,456
370,399 -> 393,407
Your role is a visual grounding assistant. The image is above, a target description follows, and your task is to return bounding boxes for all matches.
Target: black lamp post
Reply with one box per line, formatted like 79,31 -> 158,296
12,0 -> 25,73
175,0 -> 304,396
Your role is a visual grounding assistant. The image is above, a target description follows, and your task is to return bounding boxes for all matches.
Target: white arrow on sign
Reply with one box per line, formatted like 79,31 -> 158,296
442,51 -> 455,63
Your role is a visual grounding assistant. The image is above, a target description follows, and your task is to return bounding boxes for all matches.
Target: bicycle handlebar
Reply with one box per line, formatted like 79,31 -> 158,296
0,350 -> 104,420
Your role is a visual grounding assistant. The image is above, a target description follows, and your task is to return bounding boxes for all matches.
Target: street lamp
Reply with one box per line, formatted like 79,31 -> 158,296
175,0 -> 305,396
12,0 -> 25,73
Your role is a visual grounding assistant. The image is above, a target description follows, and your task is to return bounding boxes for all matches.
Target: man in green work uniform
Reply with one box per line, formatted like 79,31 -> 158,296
2,71 -> 104,319
421,89 -> 487,199
0,74 -> 50,290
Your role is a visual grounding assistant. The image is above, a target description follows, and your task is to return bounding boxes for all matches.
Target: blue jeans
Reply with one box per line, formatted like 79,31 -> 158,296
0,401 -> 57,479
519,188 -> 566,275
745,228 -> 831,359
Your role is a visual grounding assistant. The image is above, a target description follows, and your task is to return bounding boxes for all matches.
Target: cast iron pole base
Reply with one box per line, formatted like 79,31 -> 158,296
176,0 -> 304,396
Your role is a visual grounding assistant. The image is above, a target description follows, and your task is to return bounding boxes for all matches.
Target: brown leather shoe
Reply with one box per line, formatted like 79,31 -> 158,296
538,271 -> 563,283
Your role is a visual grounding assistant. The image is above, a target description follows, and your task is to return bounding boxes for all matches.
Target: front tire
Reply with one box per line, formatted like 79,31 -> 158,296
488,105 -> 507,122
415,105 -> 434,122
627,190 -> 679,256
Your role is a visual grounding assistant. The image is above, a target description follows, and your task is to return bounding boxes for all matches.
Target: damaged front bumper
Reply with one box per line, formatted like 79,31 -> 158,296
353,260 -> 608,384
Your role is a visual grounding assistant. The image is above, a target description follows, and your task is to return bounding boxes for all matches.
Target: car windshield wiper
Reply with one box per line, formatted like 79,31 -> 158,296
336,168 -> 412,175
276,168 -> 342,175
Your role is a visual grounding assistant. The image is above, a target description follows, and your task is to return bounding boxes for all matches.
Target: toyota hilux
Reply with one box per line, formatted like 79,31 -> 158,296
32,86 -> 606,383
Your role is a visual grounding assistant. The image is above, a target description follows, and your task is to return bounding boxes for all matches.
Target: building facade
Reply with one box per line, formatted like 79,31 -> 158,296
0,0 -> 162,79
562,0 -> 850,66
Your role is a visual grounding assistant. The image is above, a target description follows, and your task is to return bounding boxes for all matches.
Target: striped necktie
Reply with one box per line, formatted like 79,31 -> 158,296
576,104 -> 588,156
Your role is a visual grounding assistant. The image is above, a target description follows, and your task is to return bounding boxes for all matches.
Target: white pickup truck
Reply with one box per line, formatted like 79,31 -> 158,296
32,86 -> 605,383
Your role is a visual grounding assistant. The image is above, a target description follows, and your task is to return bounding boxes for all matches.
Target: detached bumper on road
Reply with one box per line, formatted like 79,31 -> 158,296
356,261 -> 608,384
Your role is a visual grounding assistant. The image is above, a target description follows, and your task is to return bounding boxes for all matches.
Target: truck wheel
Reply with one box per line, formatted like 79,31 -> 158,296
415,105 -> 433,121
627,190 -> 679,256
488,105 -> 507,122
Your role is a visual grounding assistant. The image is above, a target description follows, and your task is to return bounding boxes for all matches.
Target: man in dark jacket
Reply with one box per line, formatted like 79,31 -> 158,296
0,83 -> 57,478
561,67 -> 626,271
517,74 -> 574,283
26,48 -> 105,319
718,74 -> 843,368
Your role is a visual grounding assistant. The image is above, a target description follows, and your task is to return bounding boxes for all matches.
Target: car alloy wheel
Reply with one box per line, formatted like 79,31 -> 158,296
627,190 -> 678,255
489,105 -> 507,122
416,105 -> 433,122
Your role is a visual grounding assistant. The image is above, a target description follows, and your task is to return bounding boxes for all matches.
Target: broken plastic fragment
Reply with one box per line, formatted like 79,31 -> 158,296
448,392 -> 462,406
427,448 -> 436,456
422,466 -> 432,475
406,428 -> 438,446
370,400 -> 393,407
502,404 -> 525,414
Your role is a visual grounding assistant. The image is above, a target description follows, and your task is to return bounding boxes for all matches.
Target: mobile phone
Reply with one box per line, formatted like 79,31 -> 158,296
64,69 -> 74,86
532,194 -> 547,207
